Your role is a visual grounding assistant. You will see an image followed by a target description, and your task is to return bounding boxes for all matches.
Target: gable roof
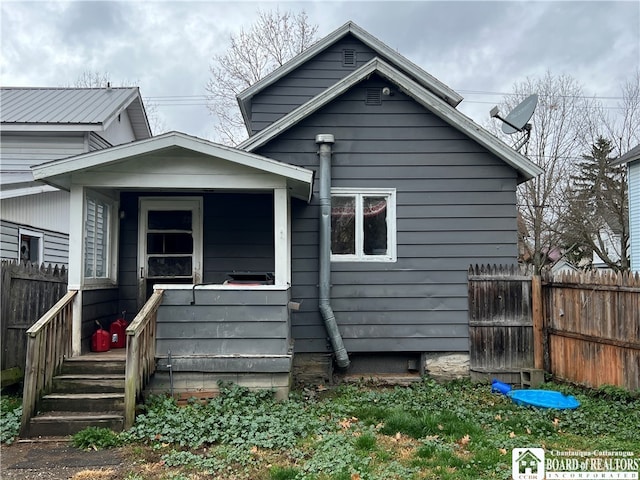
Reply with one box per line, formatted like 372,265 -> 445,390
236,21 -> 463,130
32,131 -> 314,201
612,144 -> 640,165
239,57 -> 543,183
0,87 -> 151,140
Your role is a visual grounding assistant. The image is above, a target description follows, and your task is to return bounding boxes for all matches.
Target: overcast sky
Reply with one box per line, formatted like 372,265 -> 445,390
1,1 -> 638,141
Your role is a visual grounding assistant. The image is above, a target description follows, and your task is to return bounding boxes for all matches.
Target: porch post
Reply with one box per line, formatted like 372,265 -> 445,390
69,184 -> 84,356
274,188 -> 291,286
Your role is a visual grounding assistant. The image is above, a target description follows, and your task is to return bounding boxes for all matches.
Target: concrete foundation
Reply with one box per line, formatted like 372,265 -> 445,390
147,371 -> 291,401
423,353 -> 470,381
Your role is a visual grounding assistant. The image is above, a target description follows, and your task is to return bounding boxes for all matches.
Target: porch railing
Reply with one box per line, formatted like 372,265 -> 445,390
20,290 -> 77,435
125,289 -> 164,429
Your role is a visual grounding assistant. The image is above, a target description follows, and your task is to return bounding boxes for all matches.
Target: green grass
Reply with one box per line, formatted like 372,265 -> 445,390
4,379 -> 639,479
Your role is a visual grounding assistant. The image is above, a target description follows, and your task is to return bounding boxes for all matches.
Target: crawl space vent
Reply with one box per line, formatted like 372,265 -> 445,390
366,88 -> 382,105
342,49 -> 356,67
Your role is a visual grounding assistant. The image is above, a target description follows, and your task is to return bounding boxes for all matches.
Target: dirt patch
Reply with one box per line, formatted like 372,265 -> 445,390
0,439 -> 132,480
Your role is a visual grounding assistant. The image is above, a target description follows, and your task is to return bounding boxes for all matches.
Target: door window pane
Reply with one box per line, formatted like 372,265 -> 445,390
148,257 -> 192,277
147,233 -> 193,254
148,210 -> 192,230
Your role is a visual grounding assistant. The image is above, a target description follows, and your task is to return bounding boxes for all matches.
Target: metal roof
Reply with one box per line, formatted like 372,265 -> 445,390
0,87 -> 151,139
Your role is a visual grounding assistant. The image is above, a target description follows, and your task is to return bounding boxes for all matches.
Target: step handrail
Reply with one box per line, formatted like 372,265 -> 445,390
21,290 -> 77,435
124,289 -> 164,429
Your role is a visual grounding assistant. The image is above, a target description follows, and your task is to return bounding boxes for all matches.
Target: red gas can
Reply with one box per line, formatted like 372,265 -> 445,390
91,321 -> 110,352
110,312 -> 127,349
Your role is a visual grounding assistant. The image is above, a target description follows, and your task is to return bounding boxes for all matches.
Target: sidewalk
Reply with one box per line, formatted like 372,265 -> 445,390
0,438 -> 126,480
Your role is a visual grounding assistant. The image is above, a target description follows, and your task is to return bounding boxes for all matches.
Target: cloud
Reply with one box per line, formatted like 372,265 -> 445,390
1,0 -> 638,139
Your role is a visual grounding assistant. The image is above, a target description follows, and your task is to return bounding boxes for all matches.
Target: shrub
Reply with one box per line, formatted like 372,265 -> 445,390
72,426 -> 123,450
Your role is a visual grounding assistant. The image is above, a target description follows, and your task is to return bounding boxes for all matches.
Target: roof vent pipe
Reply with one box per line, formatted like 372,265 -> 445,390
316,134 -> 350,369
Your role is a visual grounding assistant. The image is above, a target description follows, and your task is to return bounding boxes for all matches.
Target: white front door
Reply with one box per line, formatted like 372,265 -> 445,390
138,197 -> 203,306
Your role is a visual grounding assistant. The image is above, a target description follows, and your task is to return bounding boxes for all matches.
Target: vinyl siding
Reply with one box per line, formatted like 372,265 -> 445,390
101,109 -> 136,145
0,222 -> 19,260
0,132 -> 86,172
0,219 -> 69,266
1,190 -> 70,234
88,132 -> 112,151
81,288 -> 119,353
155,288 -> 290,363
629,161 -> 640,272
255,74 -> 519,355
249,35 -> 377,134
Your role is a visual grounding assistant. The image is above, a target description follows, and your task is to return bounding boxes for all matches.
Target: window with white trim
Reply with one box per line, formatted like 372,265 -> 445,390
331,188 -> 396,262
84,194 -> 112,280
19,229 -> 43,264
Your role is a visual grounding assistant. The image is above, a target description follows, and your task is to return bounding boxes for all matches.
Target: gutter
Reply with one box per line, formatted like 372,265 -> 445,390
316,134 -> 350,369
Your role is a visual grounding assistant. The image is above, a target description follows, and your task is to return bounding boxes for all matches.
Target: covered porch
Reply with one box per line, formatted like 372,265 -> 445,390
22,132 -> 314,433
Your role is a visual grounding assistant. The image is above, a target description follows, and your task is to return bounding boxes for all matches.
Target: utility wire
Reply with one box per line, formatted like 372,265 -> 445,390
143,94 -> 627,110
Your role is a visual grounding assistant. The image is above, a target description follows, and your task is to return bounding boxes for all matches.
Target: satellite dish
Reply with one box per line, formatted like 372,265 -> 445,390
501,94 -> 538,134
490,93 -> 538,151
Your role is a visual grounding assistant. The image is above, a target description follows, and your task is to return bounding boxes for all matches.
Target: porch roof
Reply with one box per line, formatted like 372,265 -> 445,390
31,131 -> 314,201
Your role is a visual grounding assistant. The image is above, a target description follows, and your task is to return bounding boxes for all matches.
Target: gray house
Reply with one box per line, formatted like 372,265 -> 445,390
0,87 -> 151,266
31,22 -> 542,397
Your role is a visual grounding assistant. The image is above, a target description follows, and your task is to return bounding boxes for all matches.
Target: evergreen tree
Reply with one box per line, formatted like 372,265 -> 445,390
562,136 -> 629,270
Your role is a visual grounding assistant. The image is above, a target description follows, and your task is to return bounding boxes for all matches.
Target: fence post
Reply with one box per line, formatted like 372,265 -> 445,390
532,275 -> 544,370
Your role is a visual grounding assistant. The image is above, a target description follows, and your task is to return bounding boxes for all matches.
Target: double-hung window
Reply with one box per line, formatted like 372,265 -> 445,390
84,193 -> 115,283
331,188 -> 396,262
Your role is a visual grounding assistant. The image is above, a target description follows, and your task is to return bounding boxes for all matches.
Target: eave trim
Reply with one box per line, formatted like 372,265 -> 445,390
239,57 -> 543,182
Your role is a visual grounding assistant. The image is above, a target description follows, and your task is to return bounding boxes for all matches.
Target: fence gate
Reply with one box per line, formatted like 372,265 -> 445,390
1,261 -> 67,372
468,265 -> 534,384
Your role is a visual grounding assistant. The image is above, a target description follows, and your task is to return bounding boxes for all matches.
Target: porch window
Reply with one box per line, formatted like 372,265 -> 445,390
331,188 -> 396,262
84,195 -> 111,279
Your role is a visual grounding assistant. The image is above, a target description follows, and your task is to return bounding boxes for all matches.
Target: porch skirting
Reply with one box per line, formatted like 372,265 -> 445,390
149,285 -> 294,400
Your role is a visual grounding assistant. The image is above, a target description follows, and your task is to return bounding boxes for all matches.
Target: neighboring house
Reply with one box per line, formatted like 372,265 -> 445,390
612,144 -> 640,272
551,258 -> 579,275
591,224 -> 624,271
0,87 -> 151,266
30,21 -> 542,396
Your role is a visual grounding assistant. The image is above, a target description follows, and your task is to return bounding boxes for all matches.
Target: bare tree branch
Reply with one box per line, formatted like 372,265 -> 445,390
71,71 -> 166,135
205,8 -> 318,146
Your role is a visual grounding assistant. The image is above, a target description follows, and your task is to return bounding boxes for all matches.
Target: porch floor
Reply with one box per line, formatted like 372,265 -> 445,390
73,349 -> 126,360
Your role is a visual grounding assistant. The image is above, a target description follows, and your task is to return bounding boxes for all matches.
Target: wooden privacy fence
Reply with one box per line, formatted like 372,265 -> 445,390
545,270 -> 640,390
1,261 -> 68,371
468,264 -> 534,385
469,265 -> 640,391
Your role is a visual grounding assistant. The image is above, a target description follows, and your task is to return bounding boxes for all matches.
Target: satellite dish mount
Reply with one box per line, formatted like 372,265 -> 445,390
490,94 -> 538,152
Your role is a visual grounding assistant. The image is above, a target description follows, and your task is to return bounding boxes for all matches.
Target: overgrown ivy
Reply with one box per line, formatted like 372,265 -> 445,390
5,379 -> 638,479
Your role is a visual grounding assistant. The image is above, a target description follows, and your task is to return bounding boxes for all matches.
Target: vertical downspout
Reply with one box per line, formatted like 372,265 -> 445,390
316,134 -> 350,368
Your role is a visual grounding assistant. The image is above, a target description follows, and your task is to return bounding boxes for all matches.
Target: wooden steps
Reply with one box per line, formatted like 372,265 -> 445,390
23,352 -> 126,438
27,411 -> 124,437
